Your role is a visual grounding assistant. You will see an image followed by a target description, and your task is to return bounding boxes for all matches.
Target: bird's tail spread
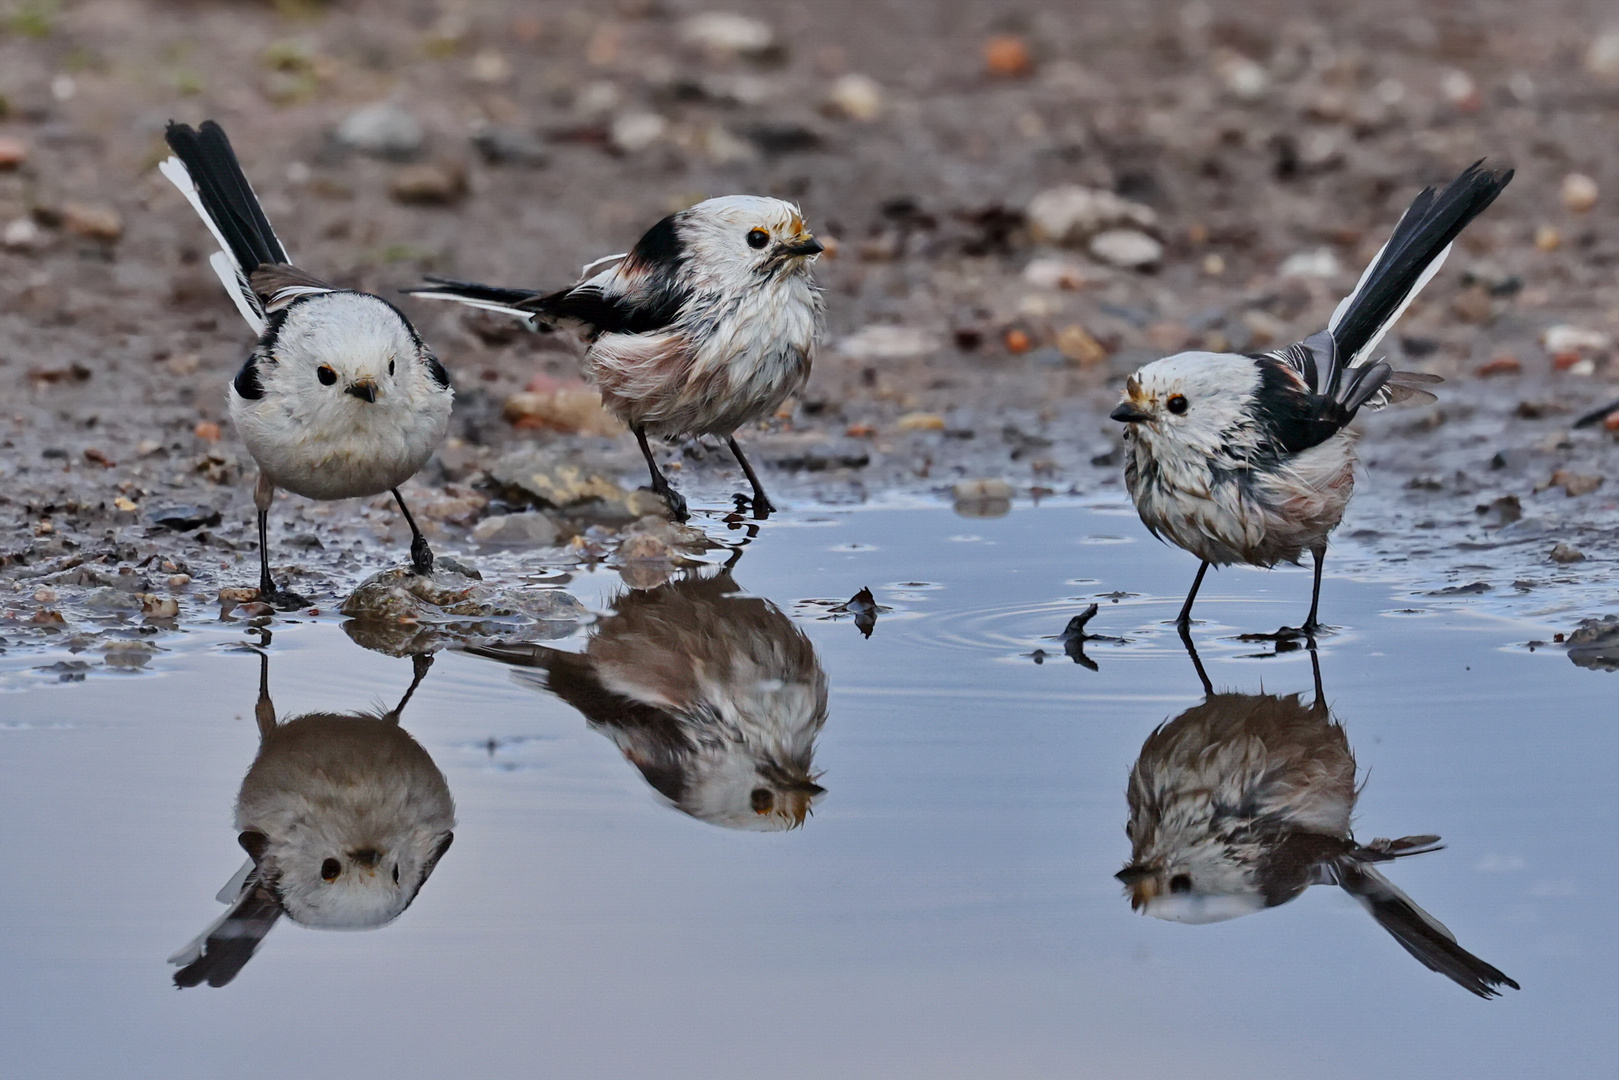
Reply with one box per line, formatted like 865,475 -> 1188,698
1321,161 -> 1513,411
168,859 -> 283,989
160,121 -> 289,333
405,277 -> 544,323
1333,859 -> 1519,998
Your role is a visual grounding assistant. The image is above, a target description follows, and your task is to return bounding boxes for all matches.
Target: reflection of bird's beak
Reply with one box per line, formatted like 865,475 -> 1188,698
350,848 -> 381,871
781,234 -> 824,257
1115,865 -> 1157,911
345,378 -> 378,403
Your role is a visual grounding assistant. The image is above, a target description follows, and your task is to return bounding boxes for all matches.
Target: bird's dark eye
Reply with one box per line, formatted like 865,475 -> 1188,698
1166,394 -> 1188,415
388,358 -> 396,377
321,858 -> 341,881
750,788 -> 774,813
317,365 -> 337,386
392,864 -> 400,885
746,228 -> 770,250
1169,873 -> 1192,893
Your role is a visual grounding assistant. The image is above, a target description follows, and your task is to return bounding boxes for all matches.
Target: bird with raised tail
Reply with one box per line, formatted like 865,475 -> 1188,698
407,196 -> 823,520
1110,161 -> 1513,634
1117,646 -> 1518,999
160,121 -> 453,608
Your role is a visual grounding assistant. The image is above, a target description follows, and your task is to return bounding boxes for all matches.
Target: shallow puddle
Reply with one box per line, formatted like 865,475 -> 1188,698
2,503 -> 1614,1077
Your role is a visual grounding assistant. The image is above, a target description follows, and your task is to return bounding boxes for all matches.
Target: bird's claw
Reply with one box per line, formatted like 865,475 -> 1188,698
409,536 -> 435,577
655,484 -> 689,522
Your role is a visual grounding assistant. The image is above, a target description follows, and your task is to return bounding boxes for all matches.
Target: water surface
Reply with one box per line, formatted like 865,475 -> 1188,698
1,504 -> 1613,1078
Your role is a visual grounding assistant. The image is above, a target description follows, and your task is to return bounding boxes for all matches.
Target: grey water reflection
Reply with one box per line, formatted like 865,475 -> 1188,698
468,566 -> 828,830
1118,642 -> 1518,998
170,644 -> 455,988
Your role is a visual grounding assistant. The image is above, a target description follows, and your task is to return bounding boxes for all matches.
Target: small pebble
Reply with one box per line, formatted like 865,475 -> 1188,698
1561,173 -> 1598,214
1088,228 -> 1162,270
983,35 -> 1033,78
1549,543 -> 1586,564
896,412 -> 946,432
62,202 -> 123,242
168,574 -> 192,589
823,73 -> 882,121
0,136 -> 27,168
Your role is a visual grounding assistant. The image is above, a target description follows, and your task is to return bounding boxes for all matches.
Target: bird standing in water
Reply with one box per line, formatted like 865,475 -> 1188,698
409,196 -> 823,520
1110,161 -> 1512,633
161,121 -> 453,608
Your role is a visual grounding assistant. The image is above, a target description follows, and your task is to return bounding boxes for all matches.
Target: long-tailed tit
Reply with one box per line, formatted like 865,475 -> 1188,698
1116,645 -> 1518,999
1110,162 -> 1512,632
161,121 -> 454,607
407,196 -> 823,520
169,651 -> 455,988
467,567 -> 828,830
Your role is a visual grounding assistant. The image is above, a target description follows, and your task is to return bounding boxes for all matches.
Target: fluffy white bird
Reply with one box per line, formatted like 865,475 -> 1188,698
170,651 -> 455,988
1111,161 -> 1512,633
467,567 -> 828,830
408,196 -> 823,520
1117,646 -> 1518,999
161,121 -> 454,607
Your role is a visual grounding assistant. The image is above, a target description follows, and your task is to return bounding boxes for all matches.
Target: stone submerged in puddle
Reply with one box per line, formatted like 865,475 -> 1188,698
340,565 -> 586,625
1567,615 -> 1619,671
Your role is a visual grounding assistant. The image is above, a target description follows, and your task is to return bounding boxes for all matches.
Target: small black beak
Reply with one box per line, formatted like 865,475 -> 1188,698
1110,402 -> 1151,424
782,237 -> 824,257
345,383 -> 377,403
1115,865 -> 1152,885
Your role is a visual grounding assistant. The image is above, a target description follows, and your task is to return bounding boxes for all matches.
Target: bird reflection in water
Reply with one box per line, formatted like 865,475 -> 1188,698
469,566 -> 827,830
170,642 -> 455,988
1116,642 -> 1518,998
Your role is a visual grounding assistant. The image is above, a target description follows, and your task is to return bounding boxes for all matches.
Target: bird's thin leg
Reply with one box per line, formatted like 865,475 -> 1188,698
1178,624 -> 1214,696
392,488 -> 435,576
388,652 -> 435,722
726,436 -> 775,518
1175,561 -> 1211,629
253,648 -> 277,739
1307,643 -> 1327,716
253,474 -> 310,609
635,425 -> 688,521
1304,544 -> 1327,634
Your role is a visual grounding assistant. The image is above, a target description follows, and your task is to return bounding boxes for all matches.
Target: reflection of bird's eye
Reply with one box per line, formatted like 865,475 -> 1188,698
750,788 -> 775,813
392,864 -> 400,885
746,228 -> 770,250
1169,873 -> 1192,894
321,857 -> 341,881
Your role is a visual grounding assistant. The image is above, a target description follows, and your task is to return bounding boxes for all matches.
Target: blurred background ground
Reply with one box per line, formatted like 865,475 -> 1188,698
1,0 -> 1616,623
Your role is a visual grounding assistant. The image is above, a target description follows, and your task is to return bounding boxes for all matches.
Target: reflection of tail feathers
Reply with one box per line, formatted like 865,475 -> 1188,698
169,860 -> 283,989
1332,860 -> 1518,998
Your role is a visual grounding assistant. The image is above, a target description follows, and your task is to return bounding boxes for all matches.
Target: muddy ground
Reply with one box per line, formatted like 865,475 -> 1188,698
1,0 -> 1616,647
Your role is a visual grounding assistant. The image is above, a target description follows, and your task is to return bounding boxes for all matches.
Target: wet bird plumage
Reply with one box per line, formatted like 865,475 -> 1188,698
409,195 -> 823,518
1112,161 -> 1512,629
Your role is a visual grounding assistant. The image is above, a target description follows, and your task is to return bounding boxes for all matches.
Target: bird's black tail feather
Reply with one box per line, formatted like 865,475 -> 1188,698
163,121 -> 286,276
1327,161 -> 1513,397
169,877 -> 283,989
1334,860 -> 1519,999
405,276 -> 543,319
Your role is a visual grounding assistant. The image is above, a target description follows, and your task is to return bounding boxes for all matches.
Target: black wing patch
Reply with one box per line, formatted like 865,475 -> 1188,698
424,351 -> 451,390
233,353 -> 265,400
1249,356 -> 1353,457
530,211 -> 690,337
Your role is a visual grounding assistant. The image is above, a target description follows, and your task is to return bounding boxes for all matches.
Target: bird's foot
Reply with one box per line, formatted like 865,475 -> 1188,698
652,483 -> 689,522
734,491 -> 775,519
258,586 -> 313,611
1239,622 -> 1330,643
409,536 -> 435,577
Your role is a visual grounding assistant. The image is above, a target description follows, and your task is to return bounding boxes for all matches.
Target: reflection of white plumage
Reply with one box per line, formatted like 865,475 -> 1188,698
469,569 -> 827,830
1117,648 -> 1517,998
170,652 -> 454,988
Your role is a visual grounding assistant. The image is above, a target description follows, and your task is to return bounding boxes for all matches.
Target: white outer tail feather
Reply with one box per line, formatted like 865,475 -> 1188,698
159,154 -> 275,334
1327,234 -> 1453,373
